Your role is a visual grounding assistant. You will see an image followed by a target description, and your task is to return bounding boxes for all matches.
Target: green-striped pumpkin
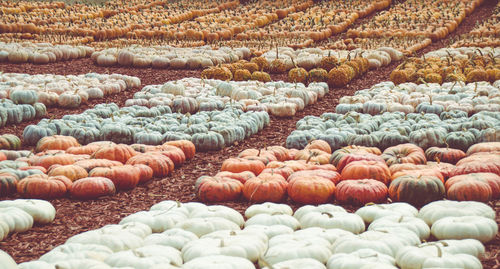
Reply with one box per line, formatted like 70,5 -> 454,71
389,175 -> 445,207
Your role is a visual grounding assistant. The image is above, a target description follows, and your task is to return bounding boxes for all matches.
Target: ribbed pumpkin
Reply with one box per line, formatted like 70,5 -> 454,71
48,164 -> 89,181
446,173 -> 500,201
163,140 -> 196,160
0,173 -> 18,197
93,144 -> 138,164
74,159 -> 123,172
221,158 -> 265,176
389,175 -> 445,206
126,152 -> 173,178
391,168 -> 445,183
35,135 -> 80,152
336,152 -> 385,172
66,144 -> 101,155
287,169 -> 341,184
17,174 -> 72,199
425,147 -> 466,164
89,165 -> 140,190
382,143 -> 427,166
70,177 -> 116,200
304,140 -> 332,154
335,179 -> 388,205
340,160 -> 391,185
147,146 -> 186,167
196,176 -> 243,202
215,171 -> 256,184
243,173 -> 288,203
287,176 -> 335,204
31,154 -> 75,169
133,164 -> 154,184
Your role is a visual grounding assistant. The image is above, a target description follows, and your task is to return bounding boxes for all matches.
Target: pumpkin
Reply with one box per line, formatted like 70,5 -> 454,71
133,164 -> 154,184
396,245 -> 482,269
287,169 -> 341,184
35,135 -> 80,153
0,199 -> 55,225
70,177 -> 116,200
74,159 -> 123,172
93,144 -> 138,164
327,249 -> 395,269
195,176 -> 243,202
17,174 -> 72,199
304,140 -> 332,154
466,142 -> 500,156
242,173 -> 288,203
89,165 -> 140,190
381,143 -> 426,166
126,153 -> 173,178
431,216 -> 498,243
48,165 -> 88,181
389,175 -> 445,206
368,215 -> 430,241
31,154 -> 75,169
336,152 -> 385,172
215,171 -> 255,184
391,167 -> 445,183
355,202 -> 418,224
288,176 -> 336,204
445,173 -> 500,201
244,202 -> 293,218
0,134 -> 21,150
164,140 -> 196,160
298,210 -> 365,234
340,160 -> 392,185
425,146 -> 466,164
335,179 -> 388,205
0,173 -> 18,197
221,158 -> 265,176
183,255 -> 254,269
0,250 -> 17,269
148,146 -> 186,167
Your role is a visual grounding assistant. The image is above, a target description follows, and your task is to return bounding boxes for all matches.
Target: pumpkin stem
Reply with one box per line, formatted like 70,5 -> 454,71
258,257 -> 273,269
435,245 -> 443,258
398,215 -> 404,223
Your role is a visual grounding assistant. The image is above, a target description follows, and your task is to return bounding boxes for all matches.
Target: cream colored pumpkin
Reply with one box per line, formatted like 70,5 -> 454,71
368,215 -> 430,240
189,205 -> 244,227
245,213 -> 300,231
119,210 -> 187,233
104,245 -> 182,268
298,211 -> 365,234
0,207 -> 34,233
430,216 -> 498,243
39,243 -> 114,263
327,249 -> 396,269
182,255 -> 255,269
144,228 -> 198,250
182,230 -> 267,262
18,261 -> 54,269
294,204 -> 346,221
245,202 -> 293,218
416,239 -> 485,259
99,222 -> 152,238
0,220 -> 9,241
175,217 -> 241,237
418,200 -> 495,226
396,245 -> 482,269
262,258 -> 326,269
355,203 -> 418,224
261,236 -> 332,266
52,259 -> 113,269
243,224 -> 294,239
65,230 -> 144,252
0,199 -> 56,225
0,250 -> 17,269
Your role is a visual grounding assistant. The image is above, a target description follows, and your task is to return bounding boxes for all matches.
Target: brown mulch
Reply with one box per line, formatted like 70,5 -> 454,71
0,0 -> 499,267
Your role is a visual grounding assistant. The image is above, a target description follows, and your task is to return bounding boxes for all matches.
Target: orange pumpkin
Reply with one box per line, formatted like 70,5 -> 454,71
74,159 -> 123,172
215,171 -> 256,184
48,164 -> 88,181
31,154 -> 75,169
288,169 -> 341,184
196,176 -> 243,202
221,158 -> 265,176
164,140 -> 196,159
133,164 -> 154,184
304,140 -> 332,154
70,177 -> 116,200
89,165 -> 140,190
340,160 -> 391,185
35,135 -> 80,152
288,176 -> 335,204
335,179 -> 388,205
446,173 -> 500,200
93,144 -> 138,164
382,143 -> 426,166
126,152 -> 173,178
425,147 -> 466,164
17,174 -> 72,199
243,173 -> 288,202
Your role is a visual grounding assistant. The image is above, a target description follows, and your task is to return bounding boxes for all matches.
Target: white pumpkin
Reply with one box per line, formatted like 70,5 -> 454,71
143,228 -> 198,250
182,255 -> 255,269
39,243 -> 113,263
298,211 -> 365,234
396,245 -> 482,269
119,210 -> 187,233
261,258 -> 326,269
418,200 -> 495,226
0,199 -> 56,225
245,202 -> 293,218
245,213 -> 300,230
182,230 -> 267,262
293,204 -> 346,221
332,230 -> 420,257
175,217 -> 240,237
0,219 -> 9,241
416,239 -> 485,259
260,239 -> 332,266
52,259 -> 113,269
65,230 -> 144,252
18,261 -> 54,269
0,249 -> 18,269
430,216 -> 498,243
292,227 -> 353,245
150,201 -> 207,214
243,224 -> 293,239
100,222 -> 152,238
327,249 -> 396,269
104,245 -> 182,268
0,207 -> 34,233
368,215 -> 430,240
355,203 -> 418,224
189,205 -> 244,227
